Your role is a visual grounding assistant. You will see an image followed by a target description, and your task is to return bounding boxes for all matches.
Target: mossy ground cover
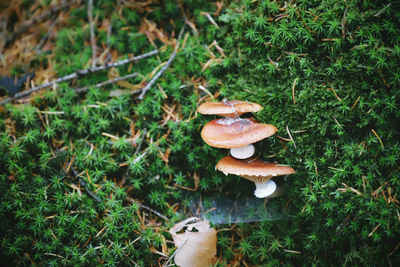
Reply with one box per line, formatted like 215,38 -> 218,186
0,0 -> 399,266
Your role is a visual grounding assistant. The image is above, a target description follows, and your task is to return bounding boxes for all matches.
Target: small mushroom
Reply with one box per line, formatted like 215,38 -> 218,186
197,100 -> 262,118
201,117 -> 277,159
216,156 -> 295,198
255,179 -> 277,198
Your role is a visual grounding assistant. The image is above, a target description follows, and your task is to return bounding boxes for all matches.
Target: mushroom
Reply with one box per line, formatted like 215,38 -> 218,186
230,144 -> 255,159
197,100 -> 262,118
216,156 -> 295,198
200,117 -> 277,159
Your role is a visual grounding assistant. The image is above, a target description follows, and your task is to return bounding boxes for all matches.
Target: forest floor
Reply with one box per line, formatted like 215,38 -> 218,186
1,0 -> 399,266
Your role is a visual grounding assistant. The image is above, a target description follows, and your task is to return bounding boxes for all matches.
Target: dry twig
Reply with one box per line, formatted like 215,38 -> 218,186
137,50 -> 177,100
333,116 -> 344,130
0,50 -> 158,105
4,0 -> 77,47
88,0 -> 97,68
75,73 -> 138,93
35,18 -> 59,51
341,7 -> 348,38
292,77 -> 298,104
126,197 -> 169,221
200,12 -> 219,28
70,166 -> 101,203
137,26 -> 185,100
286,125 -> 296,148
163,239 -> 188,266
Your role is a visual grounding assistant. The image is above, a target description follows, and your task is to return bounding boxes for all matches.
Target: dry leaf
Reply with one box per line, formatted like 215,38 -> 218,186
122,0 -> 153,13
169,217 -> 217,267
138,18 -> 172,46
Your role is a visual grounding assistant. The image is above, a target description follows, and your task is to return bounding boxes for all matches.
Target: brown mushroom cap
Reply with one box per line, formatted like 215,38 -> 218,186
201,118 -> 277,148
197,100 -> 262,117
216,156 -> 295,183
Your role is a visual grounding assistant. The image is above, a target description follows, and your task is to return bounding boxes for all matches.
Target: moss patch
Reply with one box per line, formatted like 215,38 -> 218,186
1,0 -> 399,265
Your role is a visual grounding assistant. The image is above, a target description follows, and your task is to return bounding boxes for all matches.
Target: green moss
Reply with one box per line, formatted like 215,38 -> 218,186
1,0 -> 400,266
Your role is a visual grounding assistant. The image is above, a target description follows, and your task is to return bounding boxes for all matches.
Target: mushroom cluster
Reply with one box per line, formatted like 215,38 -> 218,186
198,100 -> 295,198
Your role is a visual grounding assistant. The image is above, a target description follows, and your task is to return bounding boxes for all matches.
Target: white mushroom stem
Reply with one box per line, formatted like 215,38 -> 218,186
254,180 -> 277,198
230,144 -> 255,159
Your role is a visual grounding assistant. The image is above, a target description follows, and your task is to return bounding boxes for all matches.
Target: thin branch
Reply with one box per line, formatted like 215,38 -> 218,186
163,239 -> 188,267
43,253 -> 65,259
79,178 -> 101,203
329,87 -> 342,102
35,18 -> 59,52
0,50 -> 158,105
5,0 -> 77,46
292,77 -> 298,104
75,72 -> 138,93
119,129 -> 147,186
134,129 -> 147,155
105,22 -> 113,64
137,52 -> 177,100
88,0 -> 97,68
333,115 -> 344,130
368,224 -> 380,237
388,241 -> 400,257
0,18 -> 6,49
200,12 -> 219,28
131,150 -> 148,164
374,3 -> 391,17
126,197 -> 169,221
341,7 -> 348,38
137,26 -> 185,100
284,249 -> 302,254
286,125 -> 296,148
70,167 -> 101,203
